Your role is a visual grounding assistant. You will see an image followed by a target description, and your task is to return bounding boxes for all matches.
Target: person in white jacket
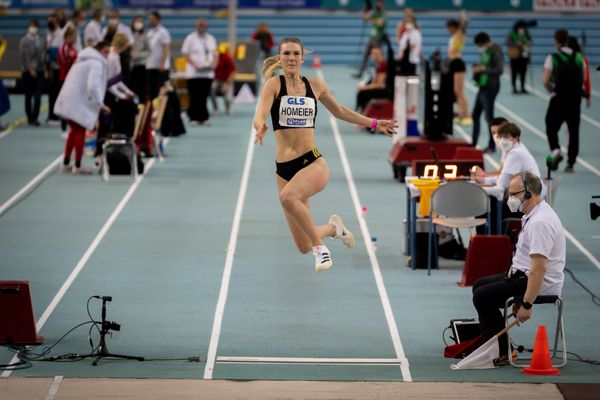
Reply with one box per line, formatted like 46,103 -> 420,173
54,41 -> 111,175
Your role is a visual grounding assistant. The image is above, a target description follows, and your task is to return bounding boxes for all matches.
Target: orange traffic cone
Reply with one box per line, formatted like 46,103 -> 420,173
312,54 -> 321,69
522,325 -> 560,376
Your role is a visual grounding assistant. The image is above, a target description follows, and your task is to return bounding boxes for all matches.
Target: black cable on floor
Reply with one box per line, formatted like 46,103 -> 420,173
565,267 -> 600,308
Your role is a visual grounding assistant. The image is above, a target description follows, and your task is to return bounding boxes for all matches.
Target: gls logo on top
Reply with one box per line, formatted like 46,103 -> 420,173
287,97 -> 305,106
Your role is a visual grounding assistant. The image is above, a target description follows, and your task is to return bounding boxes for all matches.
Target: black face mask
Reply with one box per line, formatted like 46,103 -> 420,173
47,21 -> 56,30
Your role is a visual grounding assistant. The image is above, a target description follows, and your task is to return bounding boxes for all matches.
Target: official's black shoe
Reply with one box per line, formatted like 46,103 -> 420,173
565,164 -> 574,173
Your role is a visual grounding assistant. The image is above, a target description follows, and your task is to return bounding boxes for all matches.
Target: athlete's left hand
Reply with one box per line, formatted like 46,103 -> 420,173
376,119 -> 398,137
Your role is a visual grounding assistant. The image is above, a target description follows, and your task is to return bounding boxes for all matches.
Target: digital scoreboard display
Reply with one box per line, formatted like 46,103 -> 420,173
412,160 -> 485,179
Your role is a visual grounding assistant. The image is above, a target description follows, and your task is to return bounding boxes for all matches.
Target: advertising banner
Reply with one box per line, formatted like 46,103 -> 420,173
7,0 -> 73,7
534,0 -> 600,11
113,0 -> 320,7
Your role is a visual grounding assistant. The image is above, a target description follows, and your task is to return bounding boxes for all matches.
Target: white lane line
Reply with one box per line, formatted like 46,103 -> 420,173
44,376 -> 64,400
217,356 -> 403,365
0,156 -> 159,378
453,125 -> 500,170
457,122 -> 600,271
317,69 -> 412,381
0,155 -> 62,217
565,230 -> 600,272
465,81 -> 600,178
203,124 -> 256,380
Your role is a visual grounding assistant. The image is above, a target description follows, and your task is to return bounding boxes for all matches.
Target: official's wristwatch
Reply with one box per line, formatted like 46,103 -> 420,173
522,301 -> 533,310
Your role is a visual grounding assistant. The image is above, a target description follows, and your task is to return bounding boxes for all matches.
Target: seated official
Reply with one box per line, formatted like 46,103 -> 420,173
474,122 -> 546,196
355,47 -> 388,113
472,172 -> 566,365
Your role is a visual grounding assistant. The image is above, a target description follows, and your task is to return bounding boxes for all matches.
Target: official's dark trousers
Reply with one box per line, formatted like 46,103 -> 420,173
47,68 -> 61,121
510,58 -> 528,92
472,271 -> 528,356
471,85 -> 499,151
22,70 -> 44,124
187,77 -> 213,123
356,88 -> 388,112
545,96 -> 581,167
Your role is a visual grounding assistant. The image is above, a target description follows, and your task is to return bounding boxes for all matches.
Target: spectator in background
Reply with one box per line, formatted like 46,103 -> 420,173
84,9 -> 104,48
544,29 -> 585,173
471,32 -> 503,154
251,22 -> 275,59
397,16 -> 421,76
0,35 -> 9,131
210,44 -> 236,115
355,47 -> 387,113
395,7 -> 414,38
146,10 -> 171,100
354,0 -> 387,79
103,9 -> 133,87
46,14 -> 62,126
102,9 -> 134,46
53,8 -> 67,28
446,12 -> 471,126
130,15 -> 150,102
58,26 -> 78,135
55,41 -> 111,175
19,19 -> 46,127
181,19 -> 217,126
568,36 -> 591,109
507,20 -> 532,94
62,9 -> 85,51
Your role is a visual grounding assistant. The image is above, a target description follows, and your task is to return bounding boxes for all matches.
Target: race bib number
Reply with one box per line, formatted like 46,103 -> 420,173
279,96 -> 315,128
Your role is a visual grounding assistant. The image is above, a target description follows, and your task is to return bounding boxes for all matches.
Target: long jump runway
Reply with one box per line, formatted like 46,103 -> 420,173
0,66 -> 599,387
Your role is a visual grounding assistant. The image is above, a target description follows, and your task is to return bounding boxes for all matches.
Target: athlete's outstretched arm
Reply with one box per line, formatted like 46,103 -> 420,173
253,77 -> 277,145
315,77 -> 397,136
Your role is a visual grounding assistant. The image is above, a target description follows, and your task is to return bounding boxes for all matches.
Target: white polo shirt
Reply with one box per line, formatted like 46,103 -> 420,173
398,29 -> 422,65
146,24 -> 171,70
84,19 -> 103,47
485,142 -> 547,198
181,32 -> 217,79
510,201 -> 566,296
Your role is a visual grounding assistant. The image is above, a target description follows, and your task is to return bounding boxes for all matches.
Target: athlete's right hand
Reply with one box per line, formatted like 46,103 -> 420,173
254,123 -> 268,145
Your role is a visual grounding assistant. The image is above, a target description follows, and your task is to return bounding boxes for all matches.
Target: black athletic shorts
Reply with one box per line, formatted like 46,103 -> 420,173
276,148 -> 322,181
449,58 -> 466,73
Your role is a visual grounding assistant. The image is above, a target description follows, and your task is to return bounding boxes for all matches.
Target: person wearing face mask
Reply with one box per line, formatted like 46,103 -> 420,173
130,16 -> 150,102
471,172 -> 565,366
474,123 -> 546,197
353,0 -> 387,79
397,17 -> 422,76
471,32 -> 503,154
54,41 -> 111,175
101,9 -> 134,46
507,21 -> 532,94
181,19 -> 217,126
19,19 -> 46,127
46,14 -> 63,126
146,10 -> 171,100
84,9 -> 104,48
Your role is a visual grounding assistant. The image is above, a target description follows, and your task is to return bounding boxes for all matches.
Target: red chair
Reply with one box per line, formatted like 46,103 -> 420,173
363,98 -> 394,120
0,281 -> 43,345
458,235 -> 513,287
453,147 -> 484,163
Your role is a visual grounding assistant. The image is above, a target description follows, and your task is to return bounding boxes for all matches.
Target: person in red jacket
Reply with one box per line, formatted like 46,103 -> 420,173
210,44 -> 236,115
57,26 -> 78,134
251,23 -> 274,59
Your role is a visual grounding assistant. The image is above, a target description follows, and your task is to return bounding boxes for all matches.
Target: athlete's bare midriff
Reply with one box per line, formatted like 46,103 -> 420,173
273,127 -> 316,163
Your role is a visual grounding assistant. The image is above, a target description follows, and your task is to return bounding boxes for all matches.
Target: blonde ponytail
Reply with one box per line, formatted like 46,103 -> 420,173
262,55 -> 282,79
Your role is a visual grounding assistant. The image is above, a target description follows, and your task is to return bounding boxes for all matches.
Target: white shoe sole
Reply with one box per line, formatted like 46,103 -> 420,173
329,214 -> 355,248
315,260 -> 332,273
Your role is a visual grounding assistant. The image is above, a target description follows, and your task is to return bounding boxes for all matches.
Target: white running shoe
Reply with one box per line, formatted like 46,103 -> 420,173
313,245 -> 332,272
329,214 -> 355,248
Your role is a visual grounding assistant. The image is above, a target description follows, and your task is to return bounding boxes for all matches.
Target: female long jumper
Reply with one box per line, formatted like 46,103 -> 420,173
253,37 -> 397,272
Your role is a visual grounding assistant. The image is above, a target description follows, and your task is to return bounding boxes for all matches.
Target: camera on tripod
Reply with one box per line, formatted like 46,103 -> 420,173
103,320 -> 121,332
